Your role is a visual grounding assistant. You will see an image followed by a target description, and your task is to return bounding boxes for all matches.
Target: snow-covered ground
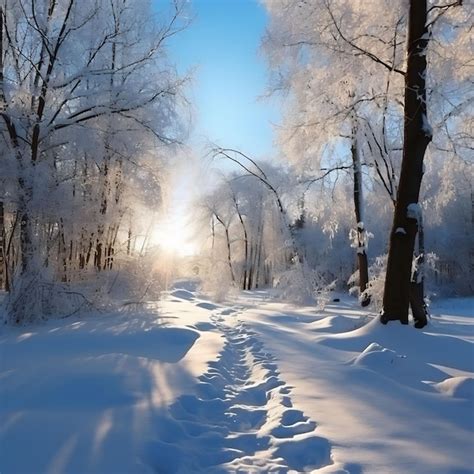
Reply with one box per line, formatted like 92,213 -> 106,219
1,283 -> 473,473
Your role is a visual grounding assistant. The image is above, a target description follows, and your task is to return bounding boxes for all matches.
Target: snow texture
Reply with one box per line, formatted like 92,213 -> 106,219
407,202 -> 423,222
422,113 -> 433,138
1,286 -> 472,474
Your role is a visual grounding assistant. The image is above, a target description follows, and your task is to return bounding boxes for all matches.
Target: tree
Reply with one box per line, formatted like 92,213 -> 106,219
212,147 -> 298,262
0,0 -> 188,322
262,0 -> 407,304
198,160 -> 299,295
381,0 -> 463,327
350,117 -> 370,305
263,0 -> 469,314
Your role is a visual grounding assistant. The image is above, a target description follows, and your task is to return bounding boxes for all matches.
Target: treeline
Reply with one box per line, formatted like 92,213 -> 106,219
197,0 -> 472,311
0,0 -> 188,322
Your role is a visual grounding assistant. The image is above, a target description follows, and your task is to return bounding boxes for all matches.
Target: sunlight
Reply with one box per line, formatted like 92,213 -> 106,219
150,211 -> 198,257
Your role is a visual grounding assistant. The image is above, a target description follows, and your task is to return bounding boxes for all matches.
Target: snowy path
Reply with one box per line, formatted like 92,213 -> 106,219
142,302 -> 332,473
1,286 -> 472,474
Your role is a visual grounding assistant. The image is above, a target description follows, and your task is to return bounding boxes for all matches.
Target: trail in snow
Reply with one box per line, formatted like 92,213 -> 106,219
1,283 -> 471,474
142,301 -> 333,473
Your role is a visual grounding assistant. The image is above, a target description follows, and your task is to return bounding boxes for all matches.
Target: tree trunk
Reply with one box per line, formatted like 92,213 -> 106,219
127,225 -> 132,256
247,242 -> 255,290
213,212 -> 236,284
0,201 -> 5,291
232,194 -> 249,290
224,226 -> 235,284
409,211 -> 428,327
19,202 -> 33,275
85,233 -> 94,267
59,218 -> 68,282
255,219 -> 264,289
381,0 -> 432,325
3,212 -> 19,293
351,120 -> 370,306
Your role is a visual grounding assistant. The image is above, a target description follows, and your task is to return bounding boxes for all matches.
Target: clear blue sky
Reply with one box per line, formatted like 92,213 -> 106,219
158,0 -> 280,159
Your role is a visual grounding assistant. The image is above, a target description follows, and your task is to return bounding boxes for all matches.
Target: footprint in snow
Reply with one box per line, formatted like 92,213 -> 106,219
170,289 -> 195,301
195,302 -> 220,311
142,308 -> 333,473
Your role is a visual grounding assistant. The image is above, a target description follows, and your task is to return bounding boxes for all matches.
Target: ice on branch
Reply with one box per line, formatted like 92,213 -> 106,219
349,225 -> 374,254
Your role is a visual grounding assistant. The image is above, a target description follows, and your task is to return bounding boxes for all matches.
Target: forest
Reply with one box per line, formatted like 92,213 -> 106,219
0,1 -> 472,473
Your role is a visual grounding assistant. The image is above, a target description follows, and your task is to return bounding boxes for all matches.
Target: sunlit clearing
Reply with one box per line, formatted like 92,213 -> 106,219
150,212 -> 198,257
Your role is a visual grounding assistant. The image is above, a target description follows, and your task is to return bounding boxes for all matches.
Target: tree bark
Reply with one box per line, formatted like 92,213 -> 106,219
381,0 -> 432,325
409,211 -> 428,327
255,218 -> 264,289
351,120 -> 370,306
231,193 -> 249,290
0,201 -> 5,291
224,226 -> 236,284
213,212 -> 236,284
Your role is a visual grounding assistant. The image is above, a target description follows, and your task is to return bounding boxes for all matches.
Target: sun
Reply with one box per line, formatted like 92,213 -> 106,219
150,211 -> 198,257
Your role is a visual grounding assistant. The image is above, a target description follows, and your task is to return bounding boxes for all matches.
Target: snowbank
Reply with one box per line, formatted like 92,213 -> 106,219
1,288 -> 472,473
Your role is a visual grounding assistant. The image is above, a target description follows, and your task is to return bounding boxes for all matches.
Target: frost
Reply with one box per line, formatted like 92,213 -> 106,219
422,113 -> 433,138
417,32 -> 431,57
417,46 -> 428,57
407,203 -> 422,222
395,227 -> 407,235
411,252 -> 426,284
421,31 -> 431,41
411,252 -> 438,284
349,226 -> 374,252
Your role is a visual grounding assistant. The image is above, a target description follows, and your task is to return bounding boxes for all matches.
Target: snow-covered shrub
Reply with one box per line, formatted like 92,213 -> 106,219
4,274 -> 94,324
274,261 -> 317,305
361,252 -> 440,312
201,263 -> 238,303
1,252 -> 167,325
101,257 -> 165,304
361,254 -> 388,312
347,270 -> 360,298
274,260 -> 337,308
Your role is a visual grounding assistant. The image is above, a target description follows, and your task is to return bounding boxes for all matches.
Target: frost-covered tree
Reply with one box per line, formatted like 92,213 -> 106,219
381,0 -> 467,326
381,0 -> 433,327
197,159 -> 299,297
0,0 -> 188,322
262,0 -> 408,303
262,0 -> 471,312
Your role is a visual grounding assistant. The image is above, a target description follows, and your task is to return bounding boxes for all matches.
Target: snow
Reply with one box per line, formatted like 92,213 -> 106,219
240,294 -> 474,473
407,202 -> 423,222
422,113 -> 433,138
0,293 -> 220,474
434,376 -> 474,399
1,285 -> 473,473
395,227 -> 407,235
349,226 -> 373,254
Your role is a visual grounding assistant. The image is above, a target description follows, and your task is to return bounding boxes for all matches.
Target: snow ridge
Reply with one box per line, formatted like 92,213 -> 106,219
142,305 -> 333,473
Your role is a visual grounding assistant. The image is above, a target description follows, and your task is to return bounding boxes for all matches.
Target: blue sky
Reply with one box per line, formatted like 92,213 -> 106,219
161,0 -> 280,159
